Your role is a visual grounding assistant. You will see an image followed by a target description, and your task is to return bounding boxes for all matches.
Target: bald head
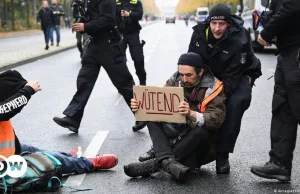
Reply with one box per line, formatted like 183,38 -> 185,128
52,0 -> 57,4
42,0 -> 48,8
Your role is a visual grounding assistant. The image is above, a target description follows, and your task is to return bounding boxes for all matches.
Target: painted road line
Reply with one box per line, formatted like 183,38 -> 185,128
64,131 -> 109,187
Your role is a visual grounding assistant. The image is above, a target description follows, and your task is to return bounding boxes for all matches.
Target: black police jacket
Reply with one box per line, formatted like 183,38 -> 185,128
84,0 -> 116,38
116,0 -> 143,34
261,0 -> 300,54
188,15 -> 261,98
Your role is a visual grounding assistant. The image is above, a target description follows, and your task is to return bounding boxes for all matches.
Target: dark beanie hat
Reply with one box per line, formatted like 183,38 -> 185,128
0,70 -> 27,102
177,52 -> 204,68
208,3 -> 231,22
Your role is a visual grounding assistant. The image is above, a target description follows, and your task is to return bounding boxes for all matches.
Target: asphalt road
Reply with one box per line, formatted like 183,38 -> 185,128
7,20 -> 300,194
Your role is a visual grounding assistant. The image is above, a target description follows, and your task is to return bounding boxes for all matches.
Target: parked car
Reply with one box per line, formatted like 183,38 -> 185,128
166,16 -> 176,24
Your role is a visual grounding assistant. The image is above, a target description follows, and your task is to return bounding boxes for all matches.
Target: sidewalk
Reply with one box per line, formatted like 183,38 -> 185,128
0,20 -> 158,70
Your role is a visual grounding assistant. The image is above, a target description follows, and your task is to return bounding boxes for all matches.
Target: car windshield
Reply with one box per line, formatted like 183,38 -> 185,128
198,11 -> 208,15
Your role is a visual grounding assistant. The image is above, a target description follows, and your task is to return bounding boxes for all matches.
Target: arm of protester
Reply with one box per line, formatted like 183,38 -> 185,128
0,81 -> 40,121
131,98 -> 139,113
202,88 -> 226,131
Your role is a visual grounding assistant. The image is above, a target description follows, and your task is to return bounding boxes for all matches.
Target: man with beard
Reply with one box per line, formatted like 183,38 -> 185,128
124,52 -> 226,182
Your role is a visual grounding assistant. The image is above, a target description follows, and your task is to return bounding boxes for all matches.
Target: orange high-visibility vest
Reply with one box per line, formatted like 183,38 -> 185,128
200,80 -> 223,113
0,120 -> 16,158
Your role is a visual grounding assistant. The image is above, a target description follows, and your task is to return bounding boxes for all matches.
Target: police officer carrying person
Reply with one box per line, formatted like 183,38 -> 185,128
53,0 -> 146,133
251,0 -> 300,182
116,0 -> 147,86
186,3 -> 262,174
124,52 -> 226,182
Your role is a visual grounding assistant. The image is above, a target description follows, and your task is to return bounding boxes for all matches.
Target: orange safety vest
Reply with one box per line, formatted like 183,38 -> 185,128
199,80 -> 223,113
0,120 -> 16,158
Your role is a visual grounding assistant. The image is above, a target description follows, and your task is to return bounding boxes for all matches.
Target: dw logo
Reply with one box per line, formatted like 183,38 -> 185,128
0,155 -> 27,178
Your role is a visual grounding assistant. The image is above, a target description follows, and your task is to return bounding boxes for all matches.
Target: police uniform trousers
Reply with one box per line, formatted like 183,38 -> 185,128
63,37 -> 135,125
269,48 -> 300,169
217,76 -> 252,153
122,31 -> 146,85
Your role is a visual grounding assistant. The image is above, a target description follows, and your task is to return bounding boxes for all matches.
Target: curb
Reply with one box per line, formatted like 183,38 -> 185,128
0,45 -> 77,72
0,21 -> 160,72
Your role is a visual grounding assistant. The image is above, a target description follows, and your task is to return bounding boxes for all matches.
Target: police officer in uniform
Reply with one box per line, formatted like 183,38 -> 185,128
187,3 -> 262,174
53,0 -> 145,133
251,0 -> 300,182
117,0 -> 147,86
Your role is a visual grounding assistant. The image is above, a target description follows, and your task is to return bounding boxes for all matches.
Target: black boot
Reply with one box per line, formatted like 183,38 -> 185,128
251,161 -> 291,182
139,147 -> 155,162
53,116 -> 79,133
216,152 -> 230,174
45,44 -> 49,50
162,158 -> 190,181
124,159 -> 160,178
132,121 -> 147,132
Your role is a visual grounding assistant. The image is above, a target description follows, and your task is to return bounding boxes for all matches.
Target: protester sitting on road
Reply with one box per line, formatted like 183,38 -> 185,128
0,70 -> 118,175
124,52 -> 226,182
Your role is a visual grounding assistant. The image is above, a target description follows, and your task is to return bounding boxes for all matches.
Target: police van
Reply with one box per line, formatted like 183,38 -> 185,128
241,0 -> 276,51
195,7 -> 209,24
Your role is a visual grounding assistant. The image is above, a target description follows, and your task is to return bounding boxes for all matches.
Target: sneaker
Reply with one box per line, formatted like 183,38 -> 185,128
88,154 -> 118,171
216,152 -> 230,174
132,121 -> 147,132
53,116 -> 79,133
251,161 -> 291,182
162,157 -> 190,181
139,147 -> 155,162
124,159 -> 160,178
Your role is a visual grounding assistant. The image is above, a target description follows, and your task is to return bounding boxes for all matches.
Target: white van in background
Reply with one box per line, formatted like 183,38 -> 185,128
241,0 -> 276,51
195,7 -> 209,24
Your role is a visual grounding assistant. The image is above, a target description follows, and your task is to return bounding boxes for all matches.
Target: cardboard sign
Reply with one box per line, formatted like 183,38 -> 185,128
133,86 -> 186,123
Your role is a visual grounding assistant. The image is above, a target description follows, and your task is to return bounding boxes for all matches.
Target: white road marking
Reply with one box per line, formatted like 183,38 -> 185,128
115,95 -> 123,106
64,131 -> 109,187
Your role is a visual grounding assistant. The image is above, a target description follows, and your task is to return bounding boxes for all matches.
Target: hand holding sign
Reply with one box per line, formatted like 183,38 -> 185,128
178,101 -> 191,117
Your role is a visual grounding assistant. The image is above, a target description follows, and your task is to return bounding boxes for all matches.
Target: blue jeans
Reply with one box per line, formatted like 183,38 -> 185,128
20,143 -> 92,174
50,25 -> 61,42
42,26 -> 51,44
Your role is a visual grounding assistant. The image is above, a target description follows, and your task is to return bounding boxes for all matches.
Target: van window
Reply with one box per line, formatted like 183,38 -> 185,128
198,11 -> 208,15
261,0 -> 270,8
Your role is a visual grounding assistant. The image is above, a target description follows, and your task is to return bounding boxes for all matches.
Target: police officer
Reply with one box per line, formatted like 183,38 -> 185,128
251,0 -> 300,182
117,0 -> 147,86
53,0 -> 145,133
187,3 -> 262,174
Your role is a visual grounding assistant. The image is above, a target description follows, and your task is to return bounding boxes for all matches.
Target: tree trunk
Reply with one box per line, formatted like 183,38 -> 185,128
27,0 -> 31,28
11,0 -> 15,31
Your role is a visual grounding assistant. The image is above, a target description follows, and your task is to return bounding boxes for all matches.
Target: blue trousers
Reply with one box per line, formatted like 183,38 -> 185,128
50,25 -> 61,42
42,26 -> 51,44
20,143 -> 92,175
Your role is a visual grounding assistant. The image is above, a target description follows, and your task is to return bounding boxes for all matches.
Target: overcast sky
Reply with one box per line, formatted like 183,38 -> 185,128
155,0 -> 179,8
